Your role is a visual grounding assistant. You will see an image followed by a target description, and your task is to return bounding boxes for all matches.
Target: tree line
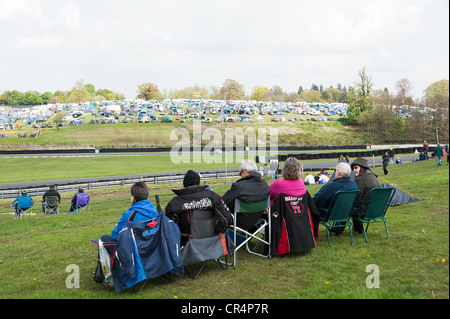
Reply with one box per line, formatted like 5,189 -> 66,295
0,79 -> 125,106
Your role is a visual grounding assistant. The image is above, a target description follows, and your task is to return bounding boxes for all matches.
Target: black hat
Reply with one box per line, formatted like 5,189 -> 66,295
350,157 -> 370,169
183,170 -> 200,187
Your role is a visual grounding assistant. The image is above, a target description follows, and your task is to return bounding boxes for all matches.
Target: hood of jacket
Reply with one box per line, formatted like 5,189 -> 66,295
129,199 -> 158,219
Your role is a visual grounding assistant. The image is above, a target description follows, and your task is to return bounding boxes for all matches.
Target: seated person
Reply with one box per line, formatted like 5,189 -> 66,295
413,152 -> 426,162
69,185 -> 90,212
304,173 -> 316,185
222,160 -> 270,228
269,157 -> 306,207
165,170 -> 232,246
313,163 -> 358,217
318,173 -> 329,184
11,190 -> 34,217
101,181 -> 158,255
42,185 -> 61,212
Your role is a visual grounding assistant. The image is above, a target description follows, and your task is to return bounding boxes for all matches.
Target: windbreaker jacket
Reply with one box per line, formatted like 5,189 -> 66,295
271,192 -> 320,257
165,185 -> 232,237
111,213 -> 184,292
111,200 -> 159,240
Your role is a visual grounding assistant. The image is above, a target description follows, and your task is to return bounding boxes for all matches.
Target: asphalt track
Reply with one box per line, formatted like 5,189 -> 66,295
0,152 -> 419,191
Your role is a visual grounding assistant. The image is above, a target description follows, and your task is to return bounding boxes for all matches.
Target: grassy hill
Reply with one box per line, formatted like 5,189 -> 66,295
1,114 -> 366,150
0,159 -> 448,299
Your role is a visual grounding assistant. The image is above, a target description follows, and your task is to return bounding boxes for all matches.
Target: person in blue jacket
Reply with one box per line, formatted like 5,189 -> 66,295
11,190 -> 34,217
313,162 -> 358,217
101,181 -> 158,255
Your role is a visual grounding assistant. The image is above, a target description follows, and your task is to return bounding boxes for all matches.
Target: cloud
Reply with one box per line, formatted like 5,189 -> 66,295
16,35 -> 61,49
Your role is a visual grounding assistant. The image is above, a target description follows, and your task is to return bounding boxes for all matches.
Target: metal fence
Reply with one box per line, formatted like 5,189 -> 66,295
0,170 -> 241,200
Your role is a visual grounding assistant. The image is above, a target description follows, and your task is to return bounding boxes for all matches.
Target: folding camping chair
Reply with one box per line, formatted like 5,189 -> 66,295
354,187 -> 396,242
181,209 -> 233,279
43,195 -> 59,215
75,192 -> 90,213
318,190 -> 361,247
17,206 -> 33,217
228,198 -> 271,269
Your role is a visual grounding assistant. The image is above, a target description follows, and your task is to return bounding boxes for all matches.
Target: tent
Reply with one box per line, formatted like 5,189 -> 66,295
381,183 -> 425,206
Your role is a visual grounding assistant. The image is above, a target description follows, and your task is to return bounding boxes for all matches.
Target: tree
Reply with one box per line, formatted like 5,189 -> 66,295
218,79 -> 245,100
394,78 -> 414,105
345,67 -> 375,124
297,86 -> 304,95
423,79 -> 449,109
136,83 -> 161,100
299,89 -> 323,103
250,86 -> 269,101
84,83 -> 96,95
70,79 -> 90,103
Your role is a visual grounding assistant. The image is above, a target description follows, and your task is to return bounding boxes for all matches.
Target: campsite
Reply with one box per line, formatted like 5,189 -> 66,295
0,156 -> 448,299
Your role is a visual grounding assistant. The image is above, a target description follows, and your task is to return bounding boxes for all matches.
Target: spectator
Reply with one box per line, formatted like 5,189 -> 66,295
262,163 -> 269,180
423,140 -> 429,159
42,185 -> 60,212
382,151 -> 390,175
313,162 -> 358,215
268,157 -> 306,207
11,190 -> 34,217
389,148 -> 395,165
100,182 -> 158,255
69,185 -> 89,212
434,143 -> 443,166
165,170 -> 232,246
222,159 -> 270,213
304,173 -> 315,185
350,157 -> 382,234
318,173 -> 329,184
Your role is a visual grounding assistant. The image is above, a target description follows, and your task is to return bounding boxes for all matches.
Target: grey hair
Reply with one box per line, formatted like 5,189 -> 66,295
239,159 -> 258,174
336,162 -> 351,177
282,157 -> 302,180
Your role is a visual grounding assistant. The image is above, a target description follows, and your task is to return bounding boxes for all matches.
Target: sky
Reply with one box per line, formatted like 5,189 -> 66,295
0,0 -> 448,101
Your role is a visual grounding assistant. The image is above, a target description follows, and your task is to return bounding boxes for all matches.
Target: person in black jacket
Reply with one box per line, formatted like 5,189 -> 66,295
42,185 -> 61,212
222,159 -> 270,229
165,170 -> 232,246
382,151 -> 390,175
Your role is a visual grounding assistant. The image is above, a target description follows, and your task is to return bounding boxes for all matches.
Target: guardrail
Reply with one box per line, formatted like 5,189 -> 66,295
0,170 -> 241,200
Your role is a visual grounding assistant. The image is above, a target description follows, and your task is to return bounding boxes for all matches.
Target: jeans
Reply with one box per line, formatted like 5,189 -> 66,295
436,156 -> 442,166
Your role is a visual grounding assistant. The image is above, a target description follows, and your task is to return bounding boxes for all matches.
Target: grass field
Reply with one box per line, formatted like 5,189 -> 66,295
0,158 -> 448,299
0,117 -> 366,149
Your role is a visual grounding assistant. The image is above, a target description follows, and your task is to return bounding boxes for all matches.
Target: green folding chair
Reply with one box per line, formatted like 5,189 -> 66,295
354,187 -> 396,242
228,198 -> 271,269
319,190 -> 361,247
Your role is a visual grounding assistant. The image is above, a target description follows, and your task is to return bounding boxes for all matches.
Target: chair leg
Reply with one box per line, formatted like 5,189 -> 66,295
363,223 -> 369,242
326,227 -> 332,247
384,222 -> 390,240
348,225 -> 354,246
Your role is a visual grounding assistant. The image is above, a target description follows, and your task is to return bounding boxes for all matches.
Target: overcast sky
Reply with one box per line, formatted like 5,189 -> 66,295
1,0 -> 448,101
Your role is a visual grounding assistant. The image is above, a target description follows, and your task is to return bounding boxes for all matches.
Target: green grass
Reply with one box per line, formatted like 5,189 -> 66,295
0,118 -> 365,149
0,160 -> 448,299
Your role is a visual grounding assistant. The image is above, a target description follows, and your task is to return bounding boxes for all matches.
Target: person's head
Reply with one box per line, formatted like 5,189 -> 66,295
21,190 -> 27,196
335,162 -> 351,178
282,157 -> 302,180
130,181 -> 149,203
238,159 -> 257,178
78,185 -> 83,192
183,170 -> 200,187
351,157 -> 371,177
49,185 -> 55,189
